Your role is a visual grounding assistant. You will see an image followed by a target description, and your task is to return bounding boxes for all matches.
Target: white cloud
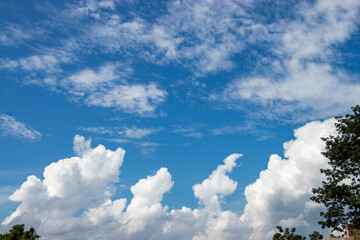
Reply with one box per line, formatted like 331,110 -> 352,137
78,126 -> 116,135
62,63 -> 123,95
280,0 -> 359,63
79,126 -> 161,139
2,60 -> 167,116
122,126 -> 161,139
0,114 -> 41,142
1,118 -> 339,239
223,63 -> 360,120
219,0 -> 360,121
60,63 -> 167,115
0,24 -> 33,46
1,43 -> 73,76
193,154 -> 241,214
241,118 -> 337,239
3,0 -> 359,120
2,135 -> 125,232
0,55 -> 60,74
84,83 -> 167,115
85,0 -> 253,75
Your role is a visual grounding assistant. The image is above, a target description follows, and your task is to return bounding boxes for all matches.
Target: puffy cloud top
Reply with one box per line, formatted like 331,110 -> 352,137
1,119 -> 338,239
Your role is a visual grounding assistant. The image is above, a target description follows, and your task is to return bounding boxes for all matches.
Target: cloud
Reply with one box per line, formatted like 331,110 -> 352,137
193,154 -> 241,214
223,63 -> 360,121
241,118 -> 338,239
0,114 -> 41,142
2,0 -> 358,120
60,64 -> 167,116
170,125 -> 205,138
218,0 -> 360,121
0,24 -> 34,46
61,63 -> 124,95
83,83 -> 167,115
121,126 -> 161,139
83,0 -> 255,75
2,60 -> 167,116
1,118 -> 339,239
0,55 -> 61,74
79,126 -> 162,139
78,126 -> 116,135
2,135 -> 125,230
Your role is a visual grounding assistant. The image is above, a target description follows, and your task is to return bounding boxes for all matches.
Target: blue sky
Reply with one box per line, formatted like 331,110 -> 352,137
0,0 -> 359,239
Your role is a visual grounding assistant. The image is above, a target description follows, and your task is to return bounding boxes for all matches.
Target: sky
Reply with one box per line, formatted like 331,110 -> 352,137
0,0 -> 359,239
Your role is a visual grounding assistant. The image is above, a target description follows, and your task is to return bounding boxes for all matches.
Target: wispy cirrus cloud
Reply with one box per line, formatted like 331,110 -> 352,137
79,125 -> 162,139
121,126 -> 161,139
62,63 -> 166,116
0,22 -> 45,46
85,0 -> 255,75
1,0 -> 359,121
0,114 -> 41,142
217,0 -> 360,121
2,59 -> 167,116
83,83 -> 167,115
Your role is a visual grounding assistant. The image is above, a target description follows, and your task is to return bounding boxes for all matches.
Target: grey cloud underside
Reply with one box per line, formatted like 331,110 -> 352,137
1,0 -> 359,119
2,119 -> 337,239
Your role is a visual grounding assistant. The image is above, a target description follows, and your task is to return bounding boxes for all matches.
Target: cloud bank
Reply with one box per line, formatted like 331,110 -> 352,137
1,118 -> 339,239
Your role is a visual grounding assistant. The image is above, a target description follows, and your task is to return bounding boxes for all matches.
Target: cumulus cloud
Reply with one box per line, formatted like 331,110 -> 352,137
2,135 -> 125,235
1,118 -> 339,239
0,114 -> 41,141
242,118 -> 337,239
193,154 -> 241,214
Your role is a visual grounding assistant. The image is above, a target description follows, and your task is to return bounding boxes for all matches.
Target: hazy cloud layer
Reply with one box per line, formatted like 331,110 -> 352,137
1,118 -> 338,239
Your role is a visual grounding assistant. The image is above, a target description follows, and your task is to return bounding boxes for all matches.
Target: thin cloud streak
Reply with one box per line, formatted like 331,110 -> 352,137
0,114 -> 41,142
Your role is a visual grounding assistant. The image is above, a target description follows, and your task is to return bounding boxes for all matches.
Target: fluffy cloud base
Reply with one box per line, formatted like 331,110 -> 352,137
1,119 -> 337,239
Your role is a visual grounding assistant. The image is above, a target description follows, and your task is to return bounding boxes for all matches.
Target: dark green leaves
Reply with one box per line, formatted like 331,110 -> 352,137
0,224 -> 40,240
311,105 -> 360,233
273,226 -> 323,240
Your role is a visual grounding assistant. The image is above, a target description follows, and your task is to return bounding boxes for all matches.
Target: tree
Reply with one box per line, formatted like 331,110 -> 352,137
273,226 -> 323,240
273,226 -> 306,240
311,105 -> 360,234
0,224 -> 40,240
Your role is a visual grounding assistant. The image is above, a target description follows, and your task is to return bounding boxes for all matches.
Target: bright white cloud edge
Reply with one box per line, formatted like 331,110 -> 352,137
1,118 -> 338,239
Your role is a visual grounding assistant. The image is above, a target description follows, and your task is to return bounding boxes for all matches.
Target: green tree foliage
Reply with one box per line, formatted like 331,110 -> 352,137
311,105 -> 360,233
308,231 -> 323,240
273,226 -> 306,240
273,226 -> 323,240
0,224 -> 40,240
